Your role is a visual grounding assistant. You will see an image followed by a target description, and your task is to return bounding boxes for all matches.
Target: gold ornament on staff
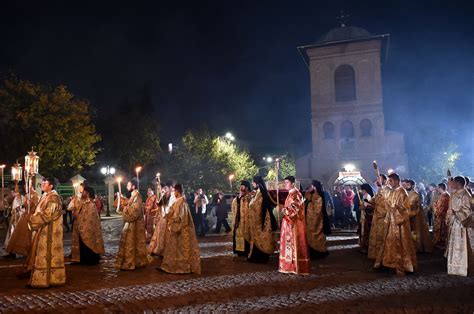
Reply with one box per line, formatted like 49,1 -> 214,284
355,186 -> 363,207
372,160 -> 382,186
25,148 -> 39,216
156,172 -> 162,199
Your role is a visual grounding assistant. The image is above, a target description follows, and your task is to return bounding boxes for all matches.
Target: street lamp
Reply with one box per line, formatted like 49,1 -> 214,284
100,166 -> 116,217
135,166 -> 142,191
225,132 -> 235,141
228,174 -> 235,191
262,156 -> 273,163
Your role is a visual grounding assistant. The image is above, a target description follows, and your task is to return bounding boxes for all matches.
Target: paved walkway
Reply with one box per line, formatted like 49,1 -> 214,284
0,218 -> 473,313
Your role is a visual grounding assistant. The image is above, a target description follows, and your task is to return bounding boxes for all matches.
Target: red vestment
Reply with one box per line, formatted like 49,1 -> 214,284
279,188 -> 310,275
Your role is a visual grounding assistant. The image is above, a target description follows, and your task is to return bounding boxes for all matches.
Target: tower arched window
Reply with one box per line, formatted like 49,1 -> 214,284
334,64 -> 356,102
322,122 -> 335,139
360,119 -> 372,137
341,120 -> 354,138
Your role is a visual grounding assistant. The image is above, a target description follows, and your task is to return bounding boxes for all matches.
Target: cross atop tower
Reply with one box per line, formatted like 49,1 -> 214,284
337,10 -> 350,27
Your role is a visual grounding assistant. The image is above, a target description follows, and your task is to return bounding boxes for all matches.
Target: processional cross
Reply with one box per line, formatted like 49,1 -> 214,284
337,10 -> 350,27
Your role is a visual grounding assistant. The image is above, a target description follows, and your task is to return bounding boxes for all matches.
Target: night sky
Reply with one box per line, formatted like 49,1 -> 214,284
1,0 -> 473,158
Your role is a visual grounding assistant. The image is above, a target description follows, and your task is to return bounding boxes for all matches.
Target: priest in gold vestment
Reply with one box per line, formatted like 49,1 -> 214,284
144,187 -> 158,242
5,187 -> 38,257
445,176 -> 474,276
374,173 -> 417,276
68,186 -> 105,265
433,183 -> 450,249
148,183 -> 171,256
232,180 -> 252,256
368,175 -> 389,260
25,177 -> 66,288
304,180 -> 331,258
160,184 -> 201,274
248,176 -> 277,264
115,179 -> 148,270
403,179 -> 433,253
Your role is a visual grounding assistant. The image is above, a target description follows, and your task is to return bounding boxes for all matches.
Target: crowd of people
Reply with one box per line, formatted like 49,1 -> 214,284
1,170 -> 473,288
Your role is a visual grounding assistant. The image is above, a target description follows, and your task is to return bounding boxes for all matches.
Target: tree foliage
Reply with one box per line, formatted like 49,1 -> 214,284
406,125 -> 463,184
264,155 -> 296,181
97,85 -> 161,177
0,74 -> 100,180
162,129 -> 257,192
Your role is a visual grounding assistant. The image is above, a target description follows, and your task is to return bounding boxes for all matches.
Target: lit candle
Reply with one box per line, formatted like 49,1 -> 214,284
116,177 -> 122,213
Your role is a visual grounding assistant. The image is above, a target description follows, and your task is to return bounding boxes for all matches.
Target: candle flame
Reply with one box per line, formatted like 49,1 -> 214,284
117,177 -> 123,182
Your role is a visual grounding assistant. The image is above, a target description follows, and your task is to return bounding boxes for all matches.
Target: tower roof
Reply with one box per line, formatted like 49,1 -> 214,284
316,26 -> 373,44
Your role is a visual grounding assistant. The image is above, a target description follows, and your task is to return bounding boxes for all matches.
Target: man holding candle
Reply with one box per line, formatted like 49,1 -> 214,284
115,179 -> 148,270
160,184 -> 201,274
67,186 -> 105,265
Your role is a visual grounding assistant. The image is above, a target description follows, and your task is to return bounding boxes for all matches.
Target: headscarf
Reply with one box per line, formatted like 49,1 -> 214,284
253,176 -> 277,231
311,180 -> 331,235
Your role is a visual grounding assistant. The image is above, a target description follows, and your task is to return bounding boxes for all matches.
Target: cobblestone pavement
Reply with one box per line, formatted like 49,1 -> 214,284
0,217 -> 473,313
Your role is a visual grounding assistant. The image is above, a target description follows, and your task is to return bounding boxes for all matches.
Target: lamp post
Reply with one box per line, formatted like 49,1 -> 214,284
0,164 -> 5,211
135,166 -> 142,191
225,132 -> 235,141
101,166 -> 116,217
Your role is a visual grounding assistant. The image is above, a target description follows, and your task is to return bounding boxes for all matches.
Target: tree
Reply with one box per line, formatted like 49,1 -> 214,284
162,129 -> 257,192
264,155 -> 296,181
97,86 -> 161,178
412,141 -> 461,184
406,124 -> 463,184
0,74 -> 100,180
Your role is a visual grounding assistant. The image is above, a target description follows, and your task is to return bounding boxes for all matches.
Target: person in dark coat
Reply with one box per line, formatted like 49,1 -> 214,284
214,193 -> 231,233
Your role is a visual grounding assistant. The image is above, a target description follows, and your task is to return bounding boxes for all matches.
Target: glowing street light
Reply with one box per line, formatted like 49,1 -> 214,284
135,166 -> 142,190
262,156 -> 273,163
100,165 -> 116,217
224,132 -> 235,141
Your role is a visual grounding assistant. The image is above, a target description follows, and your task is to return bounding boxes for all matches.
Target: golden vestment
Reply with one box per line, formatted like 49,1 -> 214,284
304,191 -> 327,253
248,189 -> 275,256
375,186 -> 417,274
368,187 -> 389,260
232,193 -> 252,255
160,196 -> 201,274
68,197 -> 105,263
115,190 -> 148,270
433,192 -> 450,248
26,190 -> 65,288
144,194 -> 158,242
6,194 -> 37,256
3,195 -> 25,249
148,194 -> 169,256
445,188 -> 473,276
407,190 -> 433,253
